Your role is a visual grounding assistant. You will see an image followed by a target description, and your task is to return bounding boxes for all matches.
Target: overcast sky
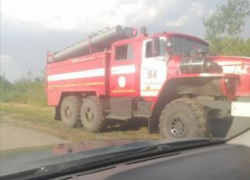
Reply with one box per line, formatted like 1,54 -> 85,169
1,0 -> 250,81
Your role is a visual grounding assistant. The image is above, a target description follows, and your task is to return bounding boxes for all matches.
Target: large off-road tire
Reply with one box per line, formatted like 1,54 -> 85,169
60,96 -> 81,128
80,96 -> 105,133
159,98 -> 207,139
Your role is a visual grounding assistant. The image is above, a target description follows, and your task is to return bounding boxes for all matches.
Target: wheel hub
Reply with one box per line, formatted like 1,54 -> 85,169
65,106 -> 71,118
168,114 -> 188,138
85,108 -> 94,122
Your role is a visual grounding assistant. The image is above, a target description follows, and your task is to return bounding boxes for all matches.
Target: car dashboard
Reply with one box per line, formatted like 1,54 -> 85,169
55,142 -> 250,180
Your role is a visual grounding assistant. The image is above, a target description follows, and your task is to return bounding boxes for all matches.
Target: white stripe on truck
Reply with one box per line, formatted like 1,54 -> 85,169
111,65 -> 136,75
47,68 -> 105,82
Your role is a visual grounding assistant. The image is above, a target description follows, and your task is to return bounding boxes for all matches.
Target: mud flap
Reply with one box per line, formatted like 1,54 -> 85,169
148,117 -> 159,134
55,106 -> 61,120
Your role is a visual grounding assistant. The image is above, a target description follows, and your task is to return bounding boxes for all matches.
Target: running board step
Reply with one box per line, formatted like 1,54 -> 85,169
105,115 -> 129,121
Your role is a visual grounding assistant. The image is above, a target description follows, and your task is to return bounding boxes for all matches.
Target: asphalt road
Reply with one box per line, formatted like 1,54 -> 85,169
0,123 -> 70,151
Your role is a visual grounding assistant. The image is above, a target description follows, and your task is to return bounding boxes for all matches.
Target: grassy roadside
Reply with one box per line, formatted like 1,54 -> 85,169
0,103 -> 161,142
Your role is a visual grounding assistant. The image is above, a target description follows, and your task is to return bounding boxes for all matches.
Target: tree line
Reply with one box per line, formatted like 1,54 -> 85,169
0,75 -> 47,106
203,0 -> 250,56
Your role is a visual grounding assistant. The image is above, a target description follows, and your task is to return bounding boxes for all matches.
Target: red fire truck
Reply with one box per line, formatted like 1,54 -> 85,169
46,25 -> 250,139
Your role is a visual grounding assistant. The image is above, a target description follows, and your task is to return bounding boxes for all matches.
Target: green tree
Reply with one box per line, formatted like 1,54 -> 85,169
0,75 -> 13,102
0,74 -> 47,106
219,36 -> 250,56
0,75 -> 13,91
203,0 -> 250,55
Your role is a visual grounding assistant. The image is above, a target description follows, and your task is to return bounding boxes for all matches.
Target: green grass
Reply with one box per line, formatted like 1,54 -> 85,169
0,103 -> 161,142
0,75 -> 161,142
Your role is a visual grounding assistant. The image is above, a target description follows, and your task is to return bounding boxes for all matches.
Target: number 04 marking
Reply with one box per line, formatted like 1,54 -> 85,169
147,70 -> 157,79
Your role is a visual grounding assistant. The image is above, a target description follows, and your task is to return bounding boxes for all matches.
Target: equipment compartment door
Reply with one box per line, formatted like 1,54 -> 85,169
110,44 -> 137,97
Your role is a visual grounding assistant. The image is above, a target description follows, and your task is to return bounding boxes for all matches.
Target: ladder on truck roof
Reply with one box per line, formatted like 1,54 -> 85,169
47,25 -> 132,63
55,26 -> 112,55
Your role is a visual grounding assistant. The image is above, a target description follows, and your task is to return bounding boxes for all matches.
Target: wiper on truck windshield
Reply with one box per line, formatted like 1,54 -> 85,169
2,138 -> 223,180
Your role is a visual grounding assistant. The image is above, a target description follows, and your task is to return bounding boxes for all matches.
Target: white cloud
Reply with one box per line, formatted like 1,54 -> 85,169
1,0 -> 174,31
0,55 -> 13,64
166,2 -> 205,27
207,9 -> 216,17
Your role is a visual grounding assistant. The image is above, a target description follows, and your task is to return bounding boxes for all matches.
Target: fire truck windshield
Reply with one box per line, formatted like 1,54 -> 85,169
170,36 -> 209,56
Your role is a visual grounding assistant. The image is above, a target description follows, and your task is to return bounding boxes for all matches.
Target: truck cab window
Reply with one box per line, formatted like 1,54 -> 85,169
115,44 -> 134,61
146,39 -> 166,58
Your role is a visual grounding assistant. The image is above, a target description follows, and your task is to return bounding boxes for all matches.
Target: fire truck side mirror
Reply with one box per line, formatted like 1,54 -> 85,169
151,37 -> 161,57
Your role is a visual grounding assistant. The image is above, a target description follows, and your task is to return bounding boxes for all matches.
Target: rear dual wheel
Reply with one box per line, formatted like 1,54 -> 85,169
80,96 -> 106,133
60,96 -> 81,128
60,96 -> 105,133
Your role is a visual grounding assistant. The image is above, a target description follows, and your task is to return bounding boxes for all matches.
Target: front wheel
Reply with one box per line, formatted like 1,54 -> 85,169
159,98 -> 208,139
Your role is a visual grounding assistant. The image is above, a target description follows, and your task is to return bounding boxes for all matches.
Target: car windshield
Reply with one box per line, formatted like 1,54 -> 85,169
1,0 -> 250,179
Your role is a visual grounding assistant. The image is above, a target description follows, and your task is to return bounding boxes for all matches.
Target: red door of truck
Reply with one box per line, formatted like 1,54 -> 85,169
110,43 -> 137,97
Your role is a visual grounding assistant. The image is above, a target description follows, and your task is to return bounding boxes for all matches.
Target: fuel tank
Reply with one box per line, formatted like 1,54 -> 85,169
180,57 -> 222,74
